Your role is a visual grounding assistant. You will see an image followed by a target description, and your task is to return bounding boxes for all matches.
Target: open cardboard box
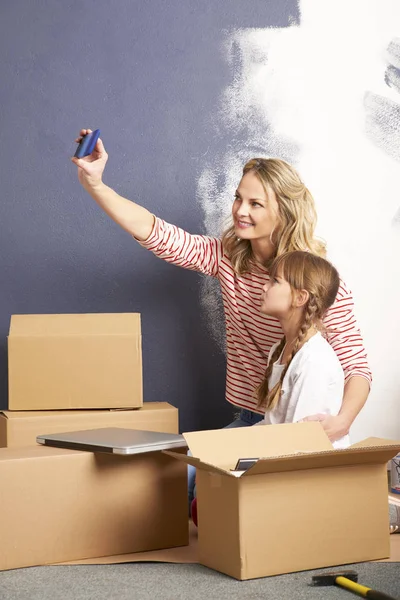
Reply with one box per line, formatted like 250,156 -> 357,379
165,422 -> 400,580
8,313 -> 143,410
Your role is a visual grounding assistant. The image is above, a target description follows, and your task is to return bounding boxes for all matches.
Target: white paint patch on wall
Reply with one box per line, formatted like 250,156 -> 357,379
197,0 -> 400,441
197,26 -> 299,350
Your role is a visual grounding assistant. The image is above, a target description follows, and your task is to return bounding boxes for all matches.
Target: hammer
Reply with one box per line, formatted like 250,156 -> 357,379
311,570 -> 398,599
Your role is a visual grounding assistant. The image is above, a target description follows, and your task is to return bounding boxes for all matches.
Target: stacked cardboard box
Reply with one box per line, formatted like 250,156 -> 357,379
0,313 -> 188,571
0,404 -> 179,448
7,313 -> 143,411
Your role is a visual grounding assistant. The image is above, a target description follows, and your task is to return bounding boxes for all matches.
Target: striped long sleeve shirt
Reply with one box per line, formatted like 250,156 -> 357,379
139,218 -> 372,414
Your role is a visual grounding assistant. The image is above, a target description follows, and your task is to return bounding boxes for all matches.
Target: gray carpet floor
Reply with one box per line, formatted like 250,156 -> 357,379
0,561 -> 399,600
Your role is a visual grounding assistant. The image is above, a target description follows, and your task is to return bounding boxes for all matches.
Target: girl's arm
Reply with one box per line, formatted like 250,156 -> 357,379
289,362 -> 344,425
288,356 -> 349,447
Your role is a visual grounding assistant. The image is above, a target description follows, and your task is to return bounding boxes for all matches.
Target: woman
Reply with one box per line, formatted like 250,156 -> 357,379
72,130 -> 371,505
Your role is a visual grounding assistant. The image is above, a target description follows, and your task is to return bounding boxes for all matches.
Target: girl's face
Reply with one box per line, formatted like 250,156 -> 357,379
232,171 -> 280,242
260,273 -> 293,318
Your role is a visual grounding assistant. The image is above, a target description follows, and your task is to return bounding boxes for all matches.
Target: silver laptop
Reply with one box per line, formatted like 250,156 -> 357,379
36,427 -> 187,455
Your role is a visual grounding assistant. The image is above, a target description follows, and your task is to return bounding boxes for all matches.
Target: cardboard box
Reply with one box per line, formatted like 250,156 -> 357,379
166,422 -> 400,580
0,402 -> 178,448
8,313 -> 143,410
0,444 -> 188,571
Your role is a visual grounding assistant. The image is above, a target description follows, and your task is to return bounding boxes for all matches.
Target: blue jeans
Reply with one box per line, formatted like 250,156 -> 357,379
187,409 -> 264,512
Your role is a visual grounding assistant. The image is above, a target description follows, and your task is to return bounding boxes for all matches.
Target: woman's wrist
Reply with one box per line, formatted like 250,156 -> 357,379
85,180 -> 106,196
339,376 -> 370,429
334,412 -> 351,435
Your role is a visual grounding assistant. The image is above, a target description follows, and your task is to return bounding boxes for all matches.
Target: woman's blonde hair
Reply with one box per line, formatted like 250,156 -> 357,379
256,251 -> 340,411
221,158 -> 326,274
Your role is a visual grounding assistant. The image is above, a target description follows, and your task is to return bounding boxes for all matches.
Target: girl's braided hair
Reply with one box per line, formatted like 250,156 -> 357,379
256,251 -> 340,410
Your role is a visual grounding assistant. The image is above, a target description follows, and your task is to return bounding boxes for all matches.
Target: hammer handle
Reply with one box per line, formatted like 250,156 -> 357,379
335,576 -> 398,600
366,590 -> 398,600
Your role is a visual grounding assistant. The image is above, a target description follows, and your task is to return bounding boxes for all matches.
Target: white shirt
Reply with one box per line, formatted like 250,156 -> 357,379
257,332 -> 350,449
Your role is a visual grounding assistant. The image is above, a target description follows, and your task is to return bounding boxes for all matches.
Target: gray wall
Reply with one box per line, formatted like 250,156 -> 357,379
0,1 -> 298,432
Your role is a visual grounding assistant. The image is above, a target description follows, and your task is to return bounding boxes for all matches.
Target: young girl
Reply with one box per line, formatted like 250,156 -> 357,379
256,250 -> 349,449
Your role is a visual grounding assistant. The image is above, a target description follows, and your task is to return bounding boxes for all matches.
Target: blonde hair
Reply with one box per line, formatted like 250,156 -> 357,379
256,251 -> 340,411
221,158 -> 326,274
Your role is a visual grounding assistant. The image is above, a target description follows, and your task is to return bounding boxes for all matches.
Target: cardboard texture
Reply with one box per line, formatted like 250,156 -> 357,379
8,313 -> 143,410
0,445 -> 188,571
59,522 -> 400,567
166,422 -> 400,580
0,402 -> 178,448
60,494 -> 400,566
60,521 -> 200,565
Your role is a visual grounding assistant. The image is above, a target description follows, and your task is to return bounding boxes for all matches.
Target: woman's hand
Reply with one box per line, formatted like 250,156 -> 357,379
69,130 -> 155,240
300,413 -> 349,442
71,129 -> 108,191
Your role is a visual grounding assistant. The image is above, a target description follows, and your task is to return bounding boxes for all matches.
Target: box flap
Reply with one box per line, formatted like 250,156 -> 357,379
349,437 -> 399,449
242,439 -> 400,476
163,450 -> 229,477
183,422 -> 332,466
9,313 -> 141,336
168,433 -> 400,477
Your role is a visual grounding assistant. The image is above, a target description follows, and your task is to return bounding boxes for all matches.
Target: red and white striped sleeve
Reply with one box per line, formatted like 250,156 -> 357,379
323,279 -> 372,386
137,217 -> 222,277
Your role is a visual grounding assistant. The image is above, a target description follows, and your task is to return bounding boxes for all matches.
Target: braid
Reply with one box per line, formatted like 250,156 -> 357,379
295,295 -> 318,352
256,337 -> 285,409
259,295 -> 319,411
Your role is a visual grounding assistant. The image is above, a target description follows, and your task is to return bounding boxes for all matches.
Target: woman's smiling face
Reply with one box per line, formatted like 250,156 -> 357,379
232,171 -> 280,243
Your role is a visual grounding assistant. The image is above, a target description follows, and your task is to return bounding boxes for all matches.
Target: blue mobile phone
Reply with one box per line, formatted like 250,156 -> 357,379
74,129 -> 100,158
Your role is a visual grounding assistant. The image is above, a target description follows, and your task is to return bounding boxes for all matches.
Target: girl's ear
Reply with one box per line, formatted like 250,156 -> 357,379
293,289 -> 309,308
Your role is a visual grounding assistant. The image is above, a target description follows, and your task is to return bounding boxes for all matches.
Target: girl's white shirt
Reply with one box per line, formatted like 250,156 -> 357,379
256,332 -> 350,449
